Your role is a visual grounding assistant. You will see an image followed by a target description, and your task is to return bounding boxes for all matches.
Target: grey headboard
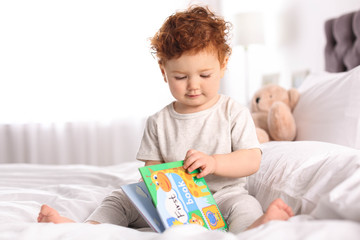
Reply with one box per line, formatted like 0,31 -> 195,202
325,9 -> 360,72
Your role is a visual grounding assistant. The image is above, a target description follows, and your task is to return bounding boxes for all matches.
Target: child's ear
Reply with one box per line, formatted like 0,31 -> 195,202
220,56 -> 229,78
221,56 -> 229,70
159,63 -> 167,83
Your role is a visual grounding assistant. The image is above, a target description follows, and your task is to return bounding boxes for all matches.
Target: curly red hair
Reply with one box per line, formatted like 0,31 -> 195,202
150,6 -> 232,65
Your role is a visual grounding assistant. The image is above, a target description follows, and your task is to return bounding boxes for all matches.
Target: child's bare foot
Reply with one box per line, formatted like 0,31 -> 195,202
247,198 -> 294,230
37,205 -> 75,224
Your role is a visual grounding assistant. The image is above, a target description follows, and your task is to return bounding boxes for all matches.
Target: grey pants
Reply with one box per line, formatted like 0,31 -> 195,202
86,185 -> 263,233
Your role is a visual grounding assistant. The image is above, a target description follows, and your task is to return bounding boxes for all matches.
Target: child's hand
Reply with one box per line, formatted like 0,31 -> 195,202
183,149 -> 216,178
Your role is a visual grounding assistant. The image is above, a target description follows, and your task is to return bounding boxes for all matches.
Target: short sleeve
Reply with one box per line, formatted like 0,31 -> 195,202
231,106 -> 260,151
136,116 -> 163,162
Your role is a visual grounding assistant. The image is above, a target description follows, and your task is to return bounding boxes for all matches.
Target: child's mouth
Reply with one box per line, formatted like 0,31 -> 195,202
187,94 -> 201,98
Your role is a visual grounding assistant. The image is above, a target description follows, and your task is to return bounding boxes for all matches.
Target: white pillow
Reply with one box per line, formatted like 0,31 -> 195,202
247,141 -> 360,221
293,66 -> 360,149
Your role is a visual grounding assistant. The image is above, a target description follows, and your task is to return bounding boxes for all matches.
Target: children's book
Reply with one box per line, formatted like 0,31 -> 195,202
137,160 -> 228,232
121,181 -> 165,233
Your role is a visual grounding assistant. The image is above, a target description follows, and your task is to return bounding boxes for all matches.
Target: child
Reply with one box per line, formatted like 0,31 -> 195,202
38,6 -> 294,233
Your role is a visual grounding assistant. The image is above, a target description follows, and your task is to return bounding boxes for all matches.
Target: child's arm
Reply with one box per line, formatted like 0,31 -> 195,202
138,160 -> 164,182
144,160 -> 164,166
183,148 -> 261,179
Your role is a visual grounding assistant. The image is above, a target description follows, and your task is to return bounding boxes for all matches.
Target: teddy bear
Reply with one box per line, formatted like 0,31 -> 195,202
250,84 -> 300,143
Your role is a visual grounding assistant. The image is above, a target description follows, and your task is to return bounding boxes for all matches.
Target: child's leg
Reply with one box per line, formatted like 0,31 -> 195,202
214,186 -> 263,233
38,189 -> 149,229
85,189 -> 149,228
214,187 -> 293,233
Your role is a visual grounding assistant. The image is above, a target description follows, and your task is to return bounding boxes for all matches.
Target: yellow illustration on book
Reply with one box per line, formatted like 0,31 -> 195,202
168,213 -> 205,227
148,166 -> 210,197
189,213 -> 205,226
202,205 -> 226,230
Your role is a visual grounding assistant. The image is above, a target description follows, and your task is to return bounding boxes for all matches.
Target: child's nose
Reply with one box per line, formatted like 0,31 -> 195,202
187,77 -> 200,90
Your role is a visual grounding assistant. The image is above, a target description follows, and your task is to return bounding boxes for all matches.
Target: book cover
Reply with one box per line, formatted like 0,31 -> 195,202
138,160 -> 228,231
121,181 -> 165,233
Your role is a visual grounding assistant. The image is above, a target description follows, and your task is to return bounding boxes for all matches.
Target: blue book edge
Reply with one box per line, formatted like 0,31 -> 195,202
121,181 -> 165,233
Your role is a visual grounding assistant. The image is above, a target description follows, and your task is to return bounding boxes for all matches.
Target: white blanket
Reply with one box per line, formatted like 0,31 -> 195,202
1,141 -> 360,240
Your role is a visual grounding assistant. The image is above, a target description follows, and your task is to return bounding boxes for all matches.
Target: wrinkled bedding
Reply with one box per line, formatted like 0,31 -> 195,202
1,141 -> 360,240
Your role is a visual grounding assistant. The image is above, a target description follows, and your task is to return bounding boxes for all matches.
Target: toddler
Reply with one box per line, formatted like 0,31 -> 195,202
38,6 -> 293,233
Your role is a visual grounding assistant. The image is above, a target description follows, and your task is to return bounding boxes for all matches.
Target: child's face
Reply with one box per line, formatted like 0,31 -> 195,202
160,50 -> 228,114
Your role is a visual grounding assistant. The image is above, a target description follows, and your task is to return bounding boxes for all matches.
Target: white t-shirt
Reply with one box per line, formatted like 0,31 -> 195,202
136,94 -> 260,192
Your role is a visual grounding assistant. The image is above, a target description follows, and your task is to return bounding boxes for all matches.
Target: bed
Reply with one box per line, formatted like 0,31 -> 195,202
1,10 -> 360,240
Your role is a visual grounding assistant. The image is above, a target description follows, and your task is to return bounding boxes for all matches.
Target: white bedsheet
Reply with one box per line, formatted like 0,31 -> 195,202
1,142 -> 360,240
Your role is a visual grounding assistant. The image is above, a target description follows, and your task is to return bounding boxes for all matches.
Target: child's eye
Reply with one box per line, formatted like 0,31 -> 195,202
175,76 -> 186,80
200,75 -> 210,78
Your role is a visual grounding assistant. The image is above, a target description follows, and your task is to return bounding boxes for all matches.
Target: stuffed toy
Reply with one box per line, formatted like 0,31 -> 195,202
250,84 -> 300,143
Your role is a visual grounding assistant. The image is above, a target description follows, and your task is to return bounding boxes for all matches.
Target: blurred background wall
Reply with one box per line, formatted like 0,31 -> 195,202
0,0 -> 359,164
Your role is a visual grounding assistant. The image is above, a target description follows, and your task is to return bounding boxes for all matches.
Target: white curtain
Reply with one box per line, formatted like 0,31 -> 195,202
0,118 -> 146,165
0,1 -> 232,165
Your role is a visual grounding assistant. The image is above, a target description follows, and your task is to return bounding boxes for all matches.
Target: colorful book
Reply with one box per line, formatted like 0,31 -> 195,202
138,160 -> 228,232
121,181 -> 165,233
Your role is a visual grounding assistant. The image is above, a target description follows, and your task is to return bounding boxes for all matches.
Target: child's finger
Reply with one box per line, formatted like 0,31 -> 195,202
196,168 -> 208,178
183,149 -> 196,168
186,158 -> 204,173
185,149 -> 196,159
184,156 -> 198,171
